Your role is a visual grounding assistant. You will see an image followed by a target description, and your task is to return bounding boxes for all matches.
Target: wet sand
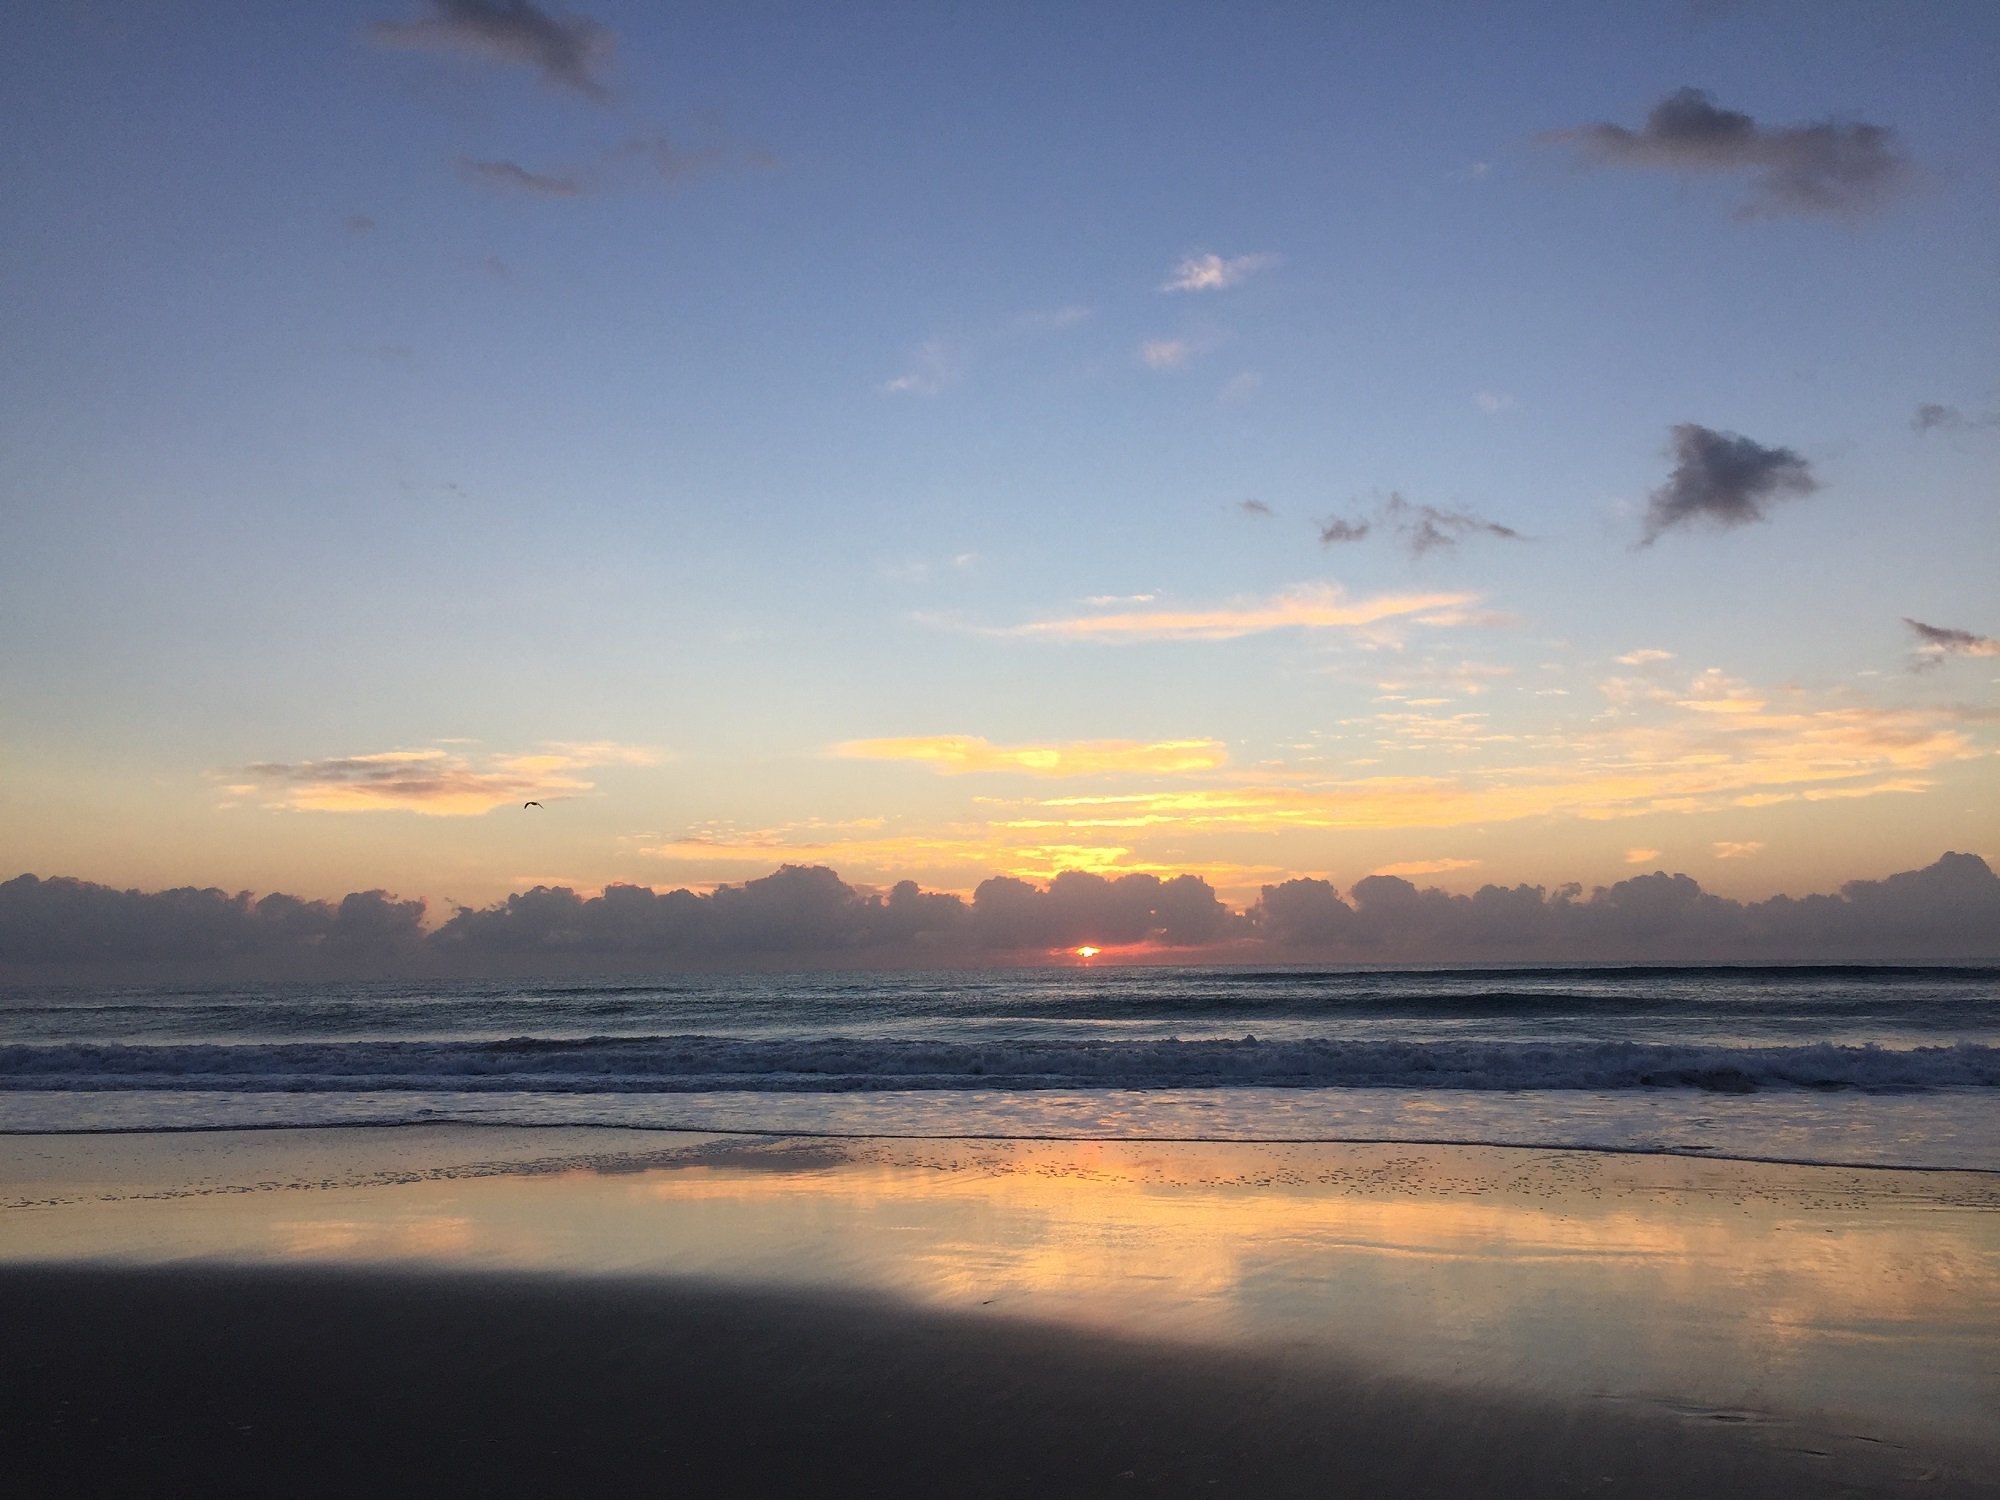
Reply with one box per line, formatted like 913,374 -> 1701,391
7,1261 -> 1986,1500
2,1128 -> 1996,1497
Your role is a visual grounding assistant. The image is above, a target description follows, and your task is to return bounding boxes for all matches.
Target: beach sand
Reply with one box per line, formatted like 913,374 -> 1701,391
3,1128 -> 1996,1497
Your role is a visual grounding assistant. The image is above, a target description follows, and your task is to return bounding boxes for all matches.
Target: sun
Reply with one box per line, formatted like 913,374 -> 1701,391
1074,945 -> 1101,959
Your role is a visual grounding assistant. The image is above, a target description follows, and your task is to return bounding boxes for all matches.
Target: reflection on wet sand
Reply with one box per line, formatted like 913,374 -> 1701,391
3,1129 -> 1995,1450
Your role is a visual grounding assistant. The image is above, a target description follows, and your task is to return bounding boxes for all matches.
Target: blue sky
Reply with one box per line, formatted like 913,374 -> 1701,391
2,0 -> 1996,914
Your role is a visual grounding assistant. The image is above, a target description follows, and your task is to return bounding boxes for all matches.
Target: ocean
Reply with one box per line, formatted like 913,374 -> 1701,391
2,964 -> 1995,1170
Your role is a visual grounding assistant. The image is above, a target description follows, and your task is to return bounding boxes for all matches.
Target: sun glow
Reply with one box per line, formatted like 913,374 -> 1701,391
1074,946 -> 1101,959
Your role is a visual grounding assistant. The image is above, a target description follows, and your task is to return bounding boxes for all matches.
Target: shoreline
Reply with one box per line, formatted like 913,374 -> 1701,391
4,1113 -> 1997,1176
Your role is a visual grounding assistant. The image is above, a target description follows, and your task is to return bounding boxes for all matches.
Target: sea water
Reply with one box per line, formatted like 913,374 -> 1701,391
1,964 -> 1994,1169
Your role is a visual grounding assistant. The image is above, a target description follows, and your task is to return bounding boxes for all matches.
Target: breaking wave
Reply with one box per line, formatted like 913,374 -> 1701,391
3,1035 -> 1994,1095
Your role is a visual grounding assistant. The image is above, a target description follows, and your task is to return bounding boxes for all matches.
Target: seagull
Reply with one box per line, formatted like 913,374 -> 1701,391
523,800 -> 542,809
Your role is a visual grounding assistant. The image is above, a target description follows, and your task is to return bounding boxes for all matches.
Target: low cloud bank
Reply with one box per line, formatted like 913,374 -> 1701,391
0,878 -> 425,969
2,854 -> 1995,976
1252,853 -> 1997,962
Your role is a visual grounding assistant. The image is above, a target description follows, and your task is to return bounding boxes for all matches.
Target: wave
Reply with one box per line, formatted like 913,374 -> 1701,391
2,1036 -> 1995,1095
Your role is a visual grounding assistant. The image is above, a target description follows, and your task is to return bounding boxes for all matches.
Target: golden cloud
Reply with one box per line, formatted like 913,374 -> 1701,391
951,699 -> 1980,838
997,583 -> 1479,643
649,671 -> 1984,896
237,742 -> 656,816
1370,858 -> 1482,878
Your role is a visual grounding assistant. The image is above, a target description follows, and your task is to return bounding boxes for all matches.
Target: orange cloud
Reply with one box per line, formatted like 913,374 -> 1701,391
832,736 -> 1229,776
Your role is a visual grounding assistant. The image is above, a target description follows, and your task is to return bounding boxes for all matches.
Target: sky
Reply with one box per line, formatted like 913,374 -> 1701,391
2,1 -> 1997,951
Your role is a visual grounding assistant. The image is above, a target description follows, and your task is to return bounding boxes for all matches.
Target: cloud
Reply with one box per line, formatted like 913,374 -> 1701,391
616,132 -> 729,185
1543,87 -> 1913,219
372,0 -> 613,101
1625,848 -> 1662,864
883,341 -> 959,396
1161,252 -> 1280,293
347,214 -> 377,235
1906,618 -> 2000,671
1370,858 -> 1480,879
1138,338 -> 1193,371
1239,499 -> 1273,519
1252,852 -> 1999,962
1713,841 -> 1764,860
1372,660 -> 1516,699
832,737 -> 1229,777
1318,517 -> 1371,545
1473,390 -> 1513,414
994,583 -> 1481,643
1640,424 -> 1818,543
881,552 -> 978,583
1013,305 -> 1092,334
0,875 -> 424,970
456,156 -> 586,197
9,854 -> 1997,972
1617,649 -> 1675,666
1319,492 -> 1526,558
433,865 -> 1238,961
980,684 -> 1978,839
1219,372 -> 1263,404
236,743 -> 652,815
1913,403 -> 2000,434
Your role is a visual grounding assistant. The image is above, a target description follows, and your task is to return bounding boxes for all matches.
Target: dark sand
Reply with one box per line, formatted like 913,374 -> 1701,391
4,1263 -> 1985,1500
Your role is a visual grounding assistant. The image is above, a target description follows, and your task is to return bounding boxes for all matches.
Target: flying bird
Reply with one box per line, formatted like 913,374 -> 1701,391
523,801 -> 542,809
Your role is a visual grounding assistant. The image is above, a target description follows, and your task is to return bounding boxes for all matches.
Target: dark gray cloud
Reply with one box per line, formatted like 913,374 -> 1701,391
1252,852 -> 1999,962
6,855 -> 1995,975
1317,516 -> 1370,544
1318,493 -> 1523,557
1252,876 -> 1351,945
0,875 -> 423,971
373,0 -> 612,101
433,867 -> 1239,964
1906,617 -> 2000,671
1641,423 -> 1818,544
620,133 -> 729,185
1239,499 -> 1273,519
968,871 -> 1237,951
456,156 -> 587,197
1913,403 -> 2000,434
1544,87 -> 1913,219
1386,494 -> 1524,556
